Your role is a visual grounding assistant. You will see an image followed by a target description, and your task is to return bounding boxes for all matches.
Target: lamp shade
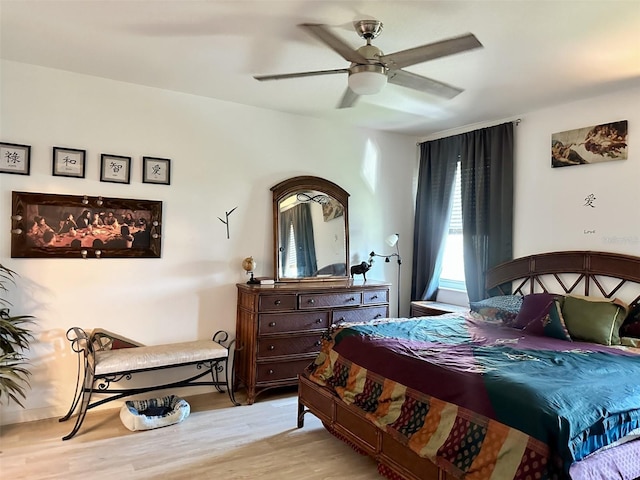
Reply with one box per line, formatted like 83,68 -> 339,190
386,233 -> 399,248
348,65 -> 387,95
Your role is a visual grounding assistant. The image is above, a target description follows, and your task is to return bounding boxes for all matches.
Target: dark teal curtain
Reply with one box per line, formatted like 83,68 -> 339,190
411,122 -> 514,303
411,137 -> 459,301
280,203 -> 317,277
279,209 -> 292,275
460,122 -> 514,301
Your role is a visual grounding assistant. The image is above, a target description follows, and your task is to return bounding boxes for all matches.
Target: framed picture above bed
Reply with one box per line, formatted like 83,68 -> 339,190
551,120 -> 628,168
11,191 -> 162,259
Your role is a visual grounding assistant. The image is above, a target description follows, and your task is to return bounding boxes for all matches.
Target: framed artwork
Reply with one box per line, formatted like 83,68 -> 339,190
551,120 -> 628,168
100,154 -> 131,184
0,142 -> 31,175
142,156 -> 171,185
11,191 -> 162,259
52,147 -> 86,178
322,197 -> 344,222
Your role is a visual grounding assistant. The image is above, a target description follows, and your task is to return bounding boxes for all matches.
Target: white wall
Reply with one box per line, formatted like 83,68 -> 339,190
513,87 -> 640,258
0,60 -> 417,425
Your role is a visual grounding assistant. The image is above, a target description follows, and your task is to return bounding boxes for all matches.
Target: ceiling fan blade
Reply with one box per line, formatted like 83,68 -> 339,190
254,68 -> 348,81
380,33 -> 483,69
299,23 -> 368,64
337,87 -> 360,109
387,70 -> 463,99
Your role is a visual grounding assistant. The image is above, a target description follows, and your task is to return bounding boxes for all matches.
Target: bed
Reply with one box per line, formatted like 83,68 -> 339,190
297,250 -> 640,480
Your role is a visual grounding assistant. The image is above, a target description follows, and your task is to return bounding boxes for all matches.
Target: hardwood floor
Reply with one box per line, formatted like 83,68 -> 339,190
0,388 -> 382,479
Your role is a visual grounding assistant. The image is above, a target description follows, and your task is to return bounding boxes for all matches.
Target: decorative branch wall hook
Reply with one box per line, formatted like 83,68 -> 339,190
218,206 -> 237,239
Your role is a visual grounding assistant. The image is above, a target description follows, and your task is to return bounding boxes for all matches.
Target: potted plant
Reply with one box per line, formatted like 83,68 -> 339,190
0,264 -> 35,407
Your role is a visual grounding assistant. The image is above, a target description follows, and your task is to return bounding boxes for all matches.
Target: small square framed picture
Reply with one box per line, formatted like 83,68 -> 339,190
100,154 -> 131,184
142,156 -> 171,185
0,142 -> 31,175
52,146 -> 86,178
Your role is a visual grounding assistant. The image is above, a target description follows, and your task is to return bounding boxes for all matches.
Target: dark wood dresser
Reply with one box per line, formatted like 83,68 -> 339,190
235,280 -> 390,404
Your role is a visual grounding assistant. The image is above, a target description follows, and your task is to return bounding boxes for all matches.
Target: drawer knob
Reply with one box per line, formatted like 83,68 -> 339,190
374,314 -> 382,319
348,296 -> 355,301
274,299 -> 281,305
315,318 -> 322,324
308,298 -> 315,305
315,340 -> 322,347
338,317 -> 345,322
268,345 -> 275,351
269,321 -> 276,327
268,369 -> 274,375
371,295 -> 378,299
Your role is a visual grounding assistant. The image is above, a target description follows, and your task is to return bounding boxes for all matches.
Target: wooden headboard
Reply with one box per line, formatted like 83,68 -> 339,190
485,250 -> 640,308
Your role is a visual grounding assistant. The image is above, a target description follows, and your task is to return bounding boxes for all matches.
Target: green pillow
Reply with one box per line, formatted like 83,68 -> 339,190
561,295 -> 629,346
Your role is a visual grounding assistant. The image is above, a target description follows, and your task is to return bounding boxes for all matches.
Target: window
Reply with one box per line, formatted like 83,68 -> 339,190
284,222 -> 298,277
439,161 -> 466,291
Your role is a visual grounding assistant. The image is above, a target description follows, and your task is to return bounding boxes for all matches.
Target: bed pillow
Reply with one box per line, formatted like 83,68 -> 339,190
620,303 -> 640,338
512,292 -> 556,329
469,295 -> 523,324
523,297 -> 572,341
561,295 -> 629,346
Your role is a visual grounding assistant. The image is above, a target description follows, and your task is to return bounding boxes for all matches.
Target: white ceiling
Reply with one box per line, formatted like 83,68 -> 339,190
1,1 -> 639,137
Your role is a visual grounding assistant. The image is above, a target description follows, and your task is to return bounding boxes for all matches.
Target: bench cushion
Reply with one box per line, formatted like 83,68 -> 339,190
95,340 -> 228,375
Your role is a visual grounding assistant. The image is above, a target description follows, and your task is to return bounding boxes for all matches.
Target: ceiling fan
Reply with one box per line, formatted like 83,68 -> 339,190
254,20 -> 483,108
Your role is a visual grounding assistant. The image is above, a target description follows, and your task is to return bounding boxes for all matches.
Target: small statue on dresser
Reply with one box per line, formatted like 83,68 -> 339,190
350,261 -> 371,281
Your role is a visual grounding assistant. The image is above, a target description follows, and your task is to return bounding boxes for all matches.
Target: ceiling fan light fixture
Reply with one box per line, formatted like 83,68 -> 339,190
348,64 -> 387,95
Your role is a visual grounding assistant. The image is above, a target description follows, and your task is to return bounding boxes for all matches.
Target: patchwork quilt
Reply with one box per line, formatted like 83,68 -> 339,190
307,314 -> 640,479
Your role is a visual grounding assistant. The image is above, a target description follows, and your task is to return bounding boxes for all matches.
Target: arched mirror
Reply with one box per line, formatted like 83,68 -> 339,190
272,176 -> 349,282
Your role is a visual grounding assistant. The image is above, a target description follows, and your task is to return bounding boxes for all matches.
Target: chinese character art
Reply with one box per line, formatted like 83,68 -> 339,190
4,150 -> 21,164
583,193 -> 596,208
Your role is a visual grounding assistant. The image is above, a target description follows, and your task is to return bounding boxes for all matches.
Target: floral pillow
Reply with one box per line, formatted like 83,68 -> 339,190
469,295 -> 523,325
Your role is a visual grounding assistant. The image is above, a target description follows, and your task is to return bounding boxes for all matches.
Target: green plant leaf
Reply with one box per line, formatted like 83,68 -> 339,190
0,352 -> 31,407
0,264 -> 35,408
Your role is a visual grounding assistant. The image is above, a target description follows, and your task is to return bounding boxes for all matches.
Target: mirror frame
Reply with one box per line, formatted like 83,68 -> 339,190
271,176 -> 350,282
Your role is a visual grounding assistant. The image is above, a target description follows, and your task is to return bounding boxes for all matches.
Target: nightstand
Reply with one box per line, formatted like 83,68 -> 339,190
410,301 -> 468,317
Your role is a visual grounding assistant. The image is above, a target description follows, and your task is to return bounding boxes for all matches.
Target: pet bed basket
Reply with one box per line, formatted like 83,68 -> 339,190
120,394 -> 190,431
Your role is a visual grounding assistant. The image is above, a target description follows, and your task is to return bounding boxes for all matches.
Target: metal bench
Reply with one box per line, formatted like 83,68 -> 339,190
59,327 -> 238,440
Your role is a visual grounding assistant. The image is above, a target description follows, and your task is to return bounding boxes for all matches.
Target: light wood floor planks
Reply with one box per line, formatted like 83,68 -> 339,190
0,388 -> 382,480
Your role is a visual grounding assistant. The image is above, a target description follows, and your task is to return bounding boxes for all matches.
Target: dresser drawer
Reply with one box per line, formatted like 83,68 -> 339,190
363,289 -> 389,304
299,292 -> 362,309
257,334 -> 323,358
258,294 -> 297,312
256,358 -> 313,383
258,311 -> 329,334
332,306 -> 388,325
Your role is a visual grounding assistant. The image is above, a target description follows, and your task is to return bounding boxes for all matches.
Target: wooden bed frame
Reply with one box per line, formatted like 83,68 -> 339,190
297,250 -> 640,480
